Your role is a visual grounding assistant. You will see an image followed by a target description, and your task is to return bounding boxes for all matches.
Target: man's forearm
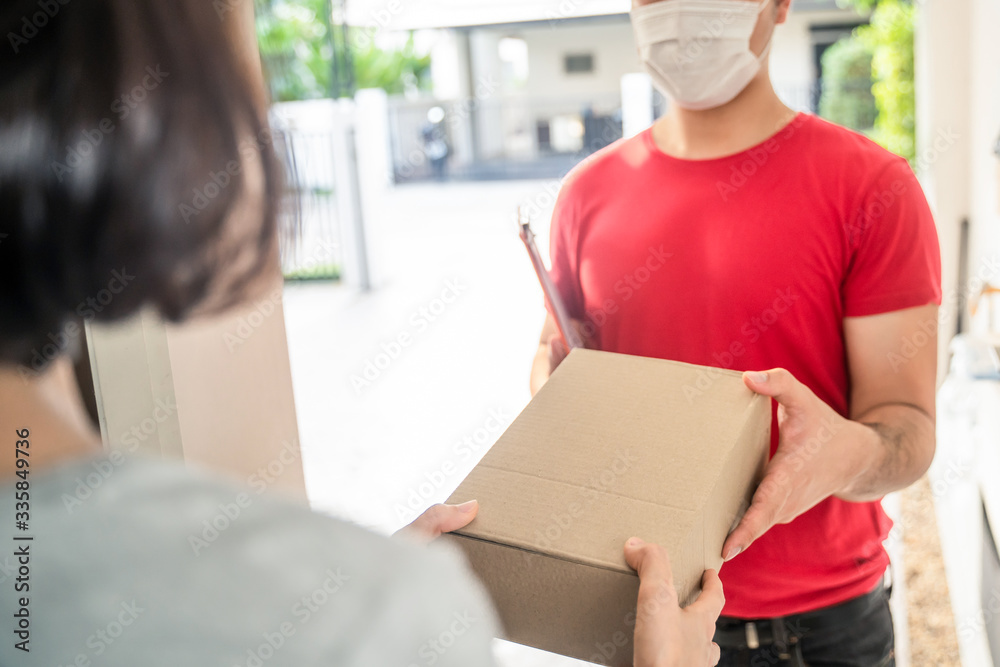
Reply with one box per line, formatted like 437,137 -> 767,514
839,403 -> 936,502
529,344 -> 550,396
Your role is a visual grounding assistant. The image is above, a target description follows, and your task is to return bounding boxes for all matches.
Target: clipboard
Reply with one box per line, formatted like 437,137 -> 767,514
518,207 -> 584,350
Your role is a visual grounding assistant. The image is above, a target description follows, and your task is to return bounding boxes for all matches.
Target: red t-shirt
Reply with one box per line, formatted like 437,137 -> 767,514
547,113 -> 942,618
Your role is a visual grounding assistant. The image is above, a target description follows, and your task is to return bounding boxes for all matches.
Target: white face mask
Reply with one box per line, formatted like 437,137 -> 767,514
630,0 -> 773,111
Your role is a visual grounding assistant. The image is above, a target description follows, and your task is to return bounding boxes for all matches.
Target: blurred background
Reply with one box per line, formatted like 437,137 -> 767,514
246,0 -> 999,664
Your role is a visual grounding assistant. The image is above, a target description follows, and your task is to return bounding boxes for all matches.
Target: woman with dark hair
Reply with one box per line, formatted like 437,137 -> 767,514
0,1 -> 723,665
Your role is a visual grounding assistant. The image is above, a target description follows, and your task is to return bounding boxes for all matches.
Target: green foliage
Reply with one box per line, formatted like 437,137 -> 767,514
256,0 -> 331,101
819,38 -> 877,132
255,0 -> 432,102
856,0 -> 916,161
352,32 -> 431,96
284,262 -> 341,281
836,0 -> 878,11
834,0 -> 916,162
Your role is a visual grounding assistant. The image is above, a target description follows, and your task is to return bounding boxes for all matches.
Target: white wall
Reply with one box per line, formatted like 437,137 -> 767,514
969,0 -> 1000,282
916,0 -> 973,360
517,19 -> 640,100
917,2 -> 1000,661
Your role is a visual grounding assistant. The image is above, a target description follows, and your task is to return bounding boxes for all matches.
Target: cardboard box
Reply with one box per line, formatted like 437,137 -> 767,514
443,348 -> 770,666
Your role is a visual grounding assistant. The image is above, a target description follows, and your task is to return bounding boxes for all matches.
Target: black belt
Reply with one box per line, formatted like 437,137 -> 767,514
714,581 -> 887,654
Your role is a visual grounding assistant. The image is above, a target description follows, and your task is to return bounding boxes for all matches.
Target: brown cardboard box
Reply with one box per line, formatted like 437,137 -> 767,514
443,348 -> 770,666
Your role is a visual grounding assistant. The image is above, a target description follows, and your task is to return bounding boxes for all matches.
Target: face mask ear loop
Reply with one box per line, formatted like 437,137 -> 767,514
757,35 -> 774,64
755,0 -> 776,63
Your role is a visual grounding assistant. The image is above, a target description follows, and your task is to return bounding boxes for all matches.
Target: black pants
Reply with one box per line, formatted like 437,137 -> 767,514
715,585 -> 895,667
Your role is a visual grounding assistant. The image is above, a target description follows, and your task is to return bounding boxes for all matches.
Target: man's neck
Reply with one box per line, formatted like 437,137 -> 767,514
0,358 -> 102,478
651,73 -> 797,161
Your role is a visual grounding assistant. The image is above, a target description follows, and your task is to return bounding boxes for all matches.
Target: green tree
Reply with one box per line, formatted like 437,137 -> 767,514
819,37 -> 877,132
255,0 -> 431,102
836,0 -> 916,161
351,31 -> 431,96
256,0 -> 331,101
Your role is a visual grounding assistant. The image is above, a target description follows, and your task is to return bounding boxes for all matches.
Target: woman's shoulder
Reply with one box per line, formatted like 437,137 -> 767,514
1,455 -> 497,666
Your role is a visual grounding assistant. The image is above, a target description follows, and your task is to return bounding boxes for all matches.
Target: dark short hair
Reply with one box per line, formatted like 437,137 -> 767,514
0,0 -> 284,367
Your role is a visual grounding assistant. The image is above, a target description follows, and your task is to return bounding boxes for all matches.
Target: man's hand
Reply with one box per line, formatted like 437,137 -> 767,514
394,500 -> 479,544
722,369 -> 879,561
530,314 -> 592,395
725,306 -> 938,561
625,538 -> 724,667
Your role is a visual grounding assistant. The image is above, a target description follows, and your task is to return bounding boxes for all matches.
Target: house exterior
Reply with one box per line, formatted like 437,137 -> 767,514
346,0 -> 866,181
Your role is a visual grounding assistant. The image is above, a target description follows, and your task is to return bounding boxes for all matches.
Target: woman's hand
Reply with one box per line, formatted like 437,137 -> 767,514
394,500 -> 479,543
625,538 -> 724,667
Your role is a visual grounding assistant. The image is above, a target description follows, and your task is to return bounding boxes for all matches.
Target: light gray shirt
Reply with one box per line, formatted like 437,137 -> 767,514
0,456 -> 499,666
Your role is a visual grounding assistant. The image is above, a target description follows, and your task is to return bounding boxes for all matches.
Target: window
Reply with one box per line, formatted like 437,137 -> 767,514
564,54 -> 594,75
498,37 -> 529,87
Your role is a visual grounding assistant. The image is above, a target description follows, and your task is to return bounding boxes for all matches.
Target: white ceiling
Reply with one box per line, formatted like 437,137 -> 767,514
344,0 -> 631,30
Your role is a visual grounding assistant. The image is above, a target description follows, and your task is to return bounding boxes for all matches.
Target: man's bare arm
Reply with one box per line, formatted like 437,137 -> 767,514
838,303 -> 938,501
530,314 -> 561,396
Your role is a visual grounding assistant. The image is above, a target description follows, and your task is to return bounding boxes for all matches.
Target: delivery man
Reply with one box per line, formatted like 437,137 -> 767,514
530,0 -> 941,665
